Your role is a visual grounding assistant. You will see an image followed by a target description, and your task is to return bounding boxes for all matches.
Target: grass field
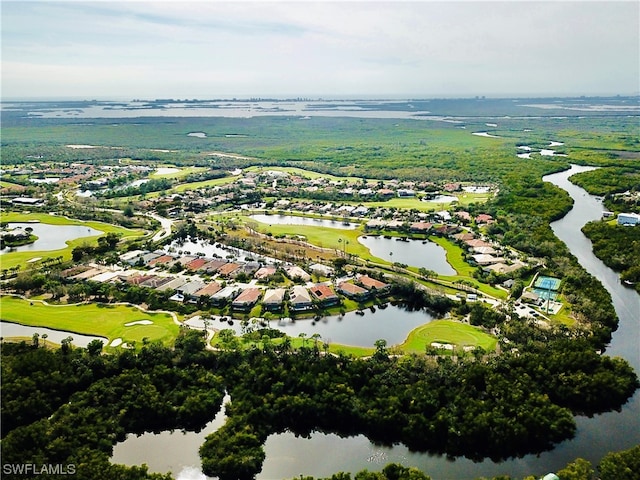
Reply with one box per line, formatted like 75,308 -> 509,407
244,165 -> 367,183
398,320 -> 497,354
0,296 -> 179,348
0,212 -> 145,270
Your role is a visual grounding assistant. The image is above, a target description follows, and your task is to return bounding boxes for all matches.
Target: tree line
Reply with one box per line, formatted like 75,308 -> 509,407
4,314 -> 635,480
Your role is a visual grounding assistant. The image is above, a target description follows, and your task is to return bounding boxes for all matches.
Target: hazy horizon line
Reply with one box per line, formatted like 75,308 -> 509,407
3,92 -> 640,103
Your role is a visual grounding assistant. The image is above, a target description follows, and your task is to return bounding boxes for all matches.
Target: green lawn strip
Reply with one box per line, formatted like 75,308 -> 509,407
430,236 -> 475,276
0,296 -> 179,347
0,181 -> 26,189
247,221 -> 375,261
171,175 -> 239,193
210,330 -> 375,358
398,320 -> 497,354
108,175 -> 240,203
243,165 -> 368,183
427,236 -> 506,299
0,212 -> 144,238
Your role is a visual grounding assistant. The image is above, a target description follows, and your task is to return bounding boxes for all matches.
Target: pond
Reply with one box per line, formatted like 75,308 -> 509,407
214,304 -> 435,348
249,214 -> 359,230
163,239 -> 278,264
111,393 -> 231,480
358,236 -> 456,275
0,222 -> 103,255
0,321 -> 107,348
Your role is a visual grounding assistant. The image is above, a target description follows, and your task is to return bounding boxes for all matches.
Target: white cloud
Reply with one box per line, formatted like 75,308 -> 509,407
2,1 -> 638,98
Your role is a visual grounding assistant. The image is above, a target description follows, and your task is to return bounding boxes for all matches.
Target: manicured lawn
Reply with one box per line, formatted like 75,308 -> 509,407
0,181 -> 26,189
249,221 -> 377,262
0,296 -> 179,348
398,320 -> 497,354
244,165 -> 367,183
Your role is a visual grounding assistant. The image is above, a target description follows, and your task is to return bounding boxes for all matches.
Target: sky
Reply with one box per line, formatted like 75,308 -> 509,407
2,1 -> 639,100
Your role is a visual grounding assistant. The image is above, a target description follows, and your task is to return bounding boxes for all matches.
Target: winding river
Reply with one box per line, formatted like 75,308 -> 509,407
112,165 -> 639,479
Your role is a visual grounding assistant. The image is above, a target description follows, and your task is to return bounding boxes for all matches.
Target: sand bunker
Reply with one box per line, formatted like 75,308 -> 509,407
124,320 -> 154,326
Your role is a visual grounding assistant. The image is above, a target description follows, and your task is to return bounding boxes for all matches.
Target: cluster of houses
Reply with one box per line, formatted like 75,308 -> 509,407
65,256 -> 391,313
451,231 -> 526,274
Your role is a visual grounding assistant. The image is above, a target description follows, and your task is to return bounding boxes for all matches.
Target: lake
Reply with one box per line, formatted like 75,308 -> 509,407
0,222 -> 103,255
249,214 -> 359,230
212,305 -> 435,349
0,321 -> 107,347
163,239 -> 278,264
358,236 -> 456,275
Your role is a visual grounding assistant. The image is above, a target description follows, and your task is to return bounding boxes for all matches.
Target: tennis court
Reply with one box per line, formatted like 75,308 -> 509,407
533,288 -> 559,301
534,276 -> 561,291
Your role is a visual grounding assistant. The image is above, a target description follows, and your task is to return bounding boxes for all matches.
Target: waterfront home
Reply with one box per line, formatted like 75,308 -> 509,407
210,286 -> 239,306
232,288 -> 262,311
177,280 -> 207,299
262,288 -> 286,311
217,262 -> 241,277
357,275 -> 391,295
618,212 -> 640,226
337,281 -> 370,301
186,257 -> 209,271
410,221 -> 433,233
194,282 -> 223,298
309,284 -> 340,307
289,285 -> 313,311
200,259 -> 228,274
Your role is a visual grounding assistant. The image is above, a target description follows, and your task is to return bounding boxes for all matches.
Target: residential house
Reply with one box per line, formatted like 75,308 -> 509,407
254,266 -> 277,280
262,288 -> 286,311
200,259 -> 228,274
194,282 -> 223,298
177,280 -> 207,300
147,255 -> 176,267
286,265 -> 311,282
357,275 -> 391,295
310,284 -> 340,307
475,214 -> 494,224
618,213 -> 640,226
289,285 -> 313,311
471,254 -> 505,266
232,288 -> 262,311
156,277 -> 188,292
186,257 -> 209,271
337,281 -> 370,301
410,222 -> 433,233
217,262 -> 241,277
210,286 -> 239,306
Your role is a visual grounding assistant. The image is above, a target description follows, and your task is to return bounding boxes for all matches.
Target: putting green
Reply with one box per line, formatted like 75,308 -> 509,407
399,320 -> 497,354
0,296 -> 179,348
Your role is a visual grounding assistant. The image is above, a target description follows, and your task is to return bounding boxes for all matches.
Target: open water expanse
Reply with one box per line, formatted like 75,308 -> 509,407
249,214 -> 359,230
0,222 -> 103,255
0,322 -> 106,347
111,164 -> 640,479
358,236 -> 456,275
